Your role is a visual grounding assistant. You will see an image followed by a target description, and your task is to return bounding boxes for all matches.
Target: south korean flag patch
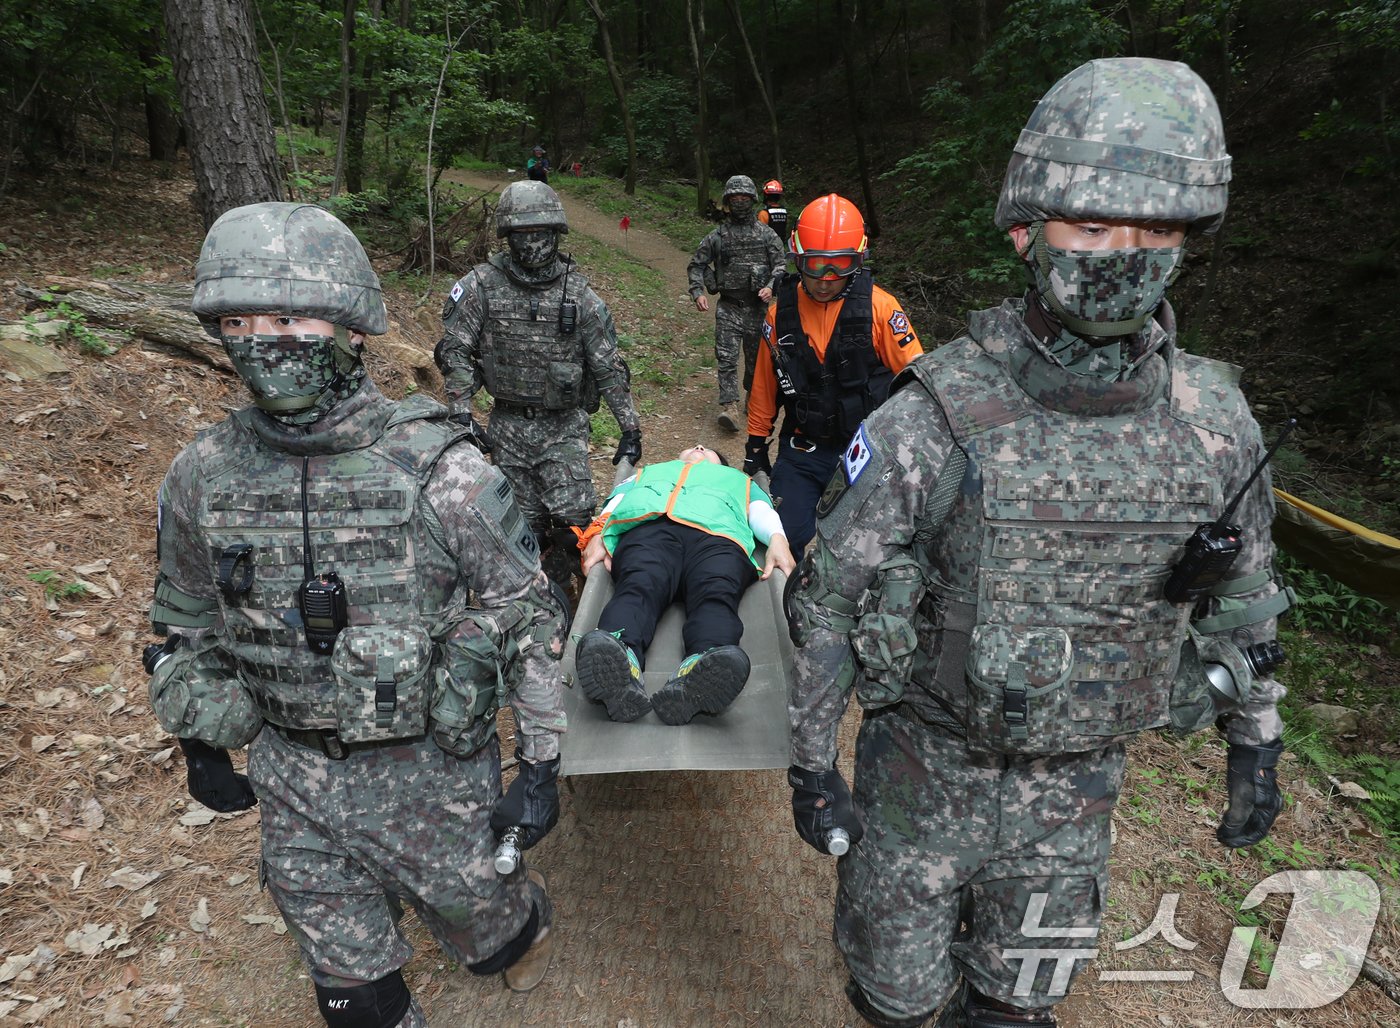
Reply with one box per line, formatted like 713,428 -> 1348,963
449,281 -> 465,303
843,424 -> 873,484
815,423 -> 876,520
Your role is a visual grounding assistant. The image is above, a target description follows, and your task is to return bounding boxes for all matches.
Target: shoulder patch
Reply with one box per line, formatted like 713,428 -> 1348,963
815,423 -> 875,519
842,423 -> 874,484
450,280 -> 464,303
887,309 -> 910,336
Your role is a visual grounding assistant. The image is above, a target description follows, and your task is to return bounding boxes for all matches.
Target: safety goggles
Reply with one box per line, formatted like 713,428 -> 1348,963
793,250 -> 864,280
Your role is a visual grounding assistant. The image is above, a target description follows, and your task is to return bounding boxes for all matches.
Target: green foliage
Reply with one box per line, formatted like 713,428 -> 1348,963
1303,0 -> 1400,177
27,569 -> 88,601
1276,553 -> 1394,641
885,0 -> 1125,299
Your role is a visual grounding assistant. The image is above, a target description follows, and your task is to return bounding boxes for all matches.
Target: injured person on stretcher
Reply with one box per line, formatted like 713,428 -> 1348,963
574,445 -> 796,725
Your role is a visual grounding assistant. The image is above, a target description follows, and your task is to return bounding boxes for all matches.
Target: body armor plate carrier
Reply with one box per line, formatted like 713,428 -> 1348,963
892,319 -> 1241,756
478,253 -> 595,409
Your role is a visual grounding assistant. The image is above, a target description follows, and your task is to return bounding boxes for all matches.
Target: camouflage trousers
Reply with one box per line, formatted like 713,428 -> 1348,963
714,296 -> 766,405
836,710 -> 1125,1021
248,727 -> 550,1017
489,406 -> 597,529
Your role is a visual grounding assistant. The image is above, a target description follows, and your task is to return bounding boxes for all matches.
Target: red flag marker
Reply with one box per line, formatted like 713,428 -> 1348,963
619,215 -> 631,232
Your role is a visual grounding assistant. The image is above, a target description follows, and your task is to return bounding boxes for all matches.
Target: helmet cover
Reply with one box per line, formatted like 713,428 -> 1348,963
192,202 -> 387,339
496,180 -> 569,237
995,58 -> 1231,234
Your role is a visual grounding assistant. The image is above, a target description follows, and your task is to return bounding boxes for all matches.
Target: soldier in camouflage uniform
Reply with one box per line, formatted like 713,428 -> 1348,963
688,174 -> 787,431
145,203 -> 568,1027
785,60 -> 1291,1028
435,180 -> 641,589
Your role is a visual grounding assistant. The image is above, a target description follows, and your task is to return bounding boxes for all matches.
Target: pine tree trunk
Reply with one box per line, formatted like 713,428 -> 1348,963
162,0 -> 284,229
583,0 -> 636,195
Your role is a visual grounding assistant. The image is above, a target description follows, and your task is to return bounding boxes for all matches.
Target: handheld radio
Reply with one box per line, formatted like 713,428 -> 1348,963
1163,418 -> 1295,605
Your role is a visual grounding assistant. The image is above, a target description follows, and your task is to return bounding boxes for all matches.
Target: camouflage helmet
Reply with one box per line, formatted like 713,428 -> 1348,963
995,58 -> 1231,235
495,180 -> 569,237
192,202 -> 388,339
723,175 -> 758,200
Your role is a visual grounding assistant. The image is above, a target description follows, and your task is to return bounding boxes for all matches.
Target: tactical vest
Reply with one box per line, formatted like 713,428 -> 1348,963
773,271 -> 892,444
195,395 -> 485,745
893,325 -> 1241,756
478,253 -> 593,408
762,206 -> 789,241
716,222 -> 775,299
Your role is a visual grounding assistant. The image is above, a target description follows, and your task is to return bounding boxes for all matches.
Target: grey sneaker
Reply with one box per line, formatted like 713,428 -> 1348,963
575,630 -> 650,722
651,645 -> 751,725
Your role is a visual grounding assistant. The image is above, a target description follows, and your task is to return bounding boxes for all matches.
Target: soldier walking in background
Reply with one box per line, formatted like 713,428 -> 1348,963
435,180 -> 641,591
687,174 -> 786,432
145,202 -> 567,1025
785,60 -> 1291,1027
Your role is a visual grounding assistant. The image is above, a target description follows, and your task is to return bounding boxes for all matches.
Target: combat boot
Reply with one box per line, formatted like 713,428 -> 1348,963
717,402 -> 742,432
504,869 -> 553,992
575,630 -> 650,722
651,645 -> 750,725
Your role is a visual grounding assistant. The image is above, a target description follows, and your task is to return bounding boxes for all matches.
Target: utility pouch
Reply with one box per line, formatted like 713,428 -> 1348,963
850,613 -> 917,709
1167,628 -> 1216,735
543,361 -> 584,409
581,369 -> 602,414
330,624 -> 433,743
848,556 -> 926,710
150,648 -> 262,748
703,267 -> 719,294
429,632 -> 506,758
964,624 -> 1074,755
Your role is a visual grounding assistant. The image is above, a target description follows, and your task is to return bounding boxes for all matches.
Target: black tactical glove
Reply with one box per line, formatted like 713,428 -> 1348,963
491,750 -> 561,850
1217,737 -> 1284,848
179,737 -> 257,812
789,764 -> 863,854
450,411 -> 493,455
613,429 -> 642,466
743,435 -> 771,478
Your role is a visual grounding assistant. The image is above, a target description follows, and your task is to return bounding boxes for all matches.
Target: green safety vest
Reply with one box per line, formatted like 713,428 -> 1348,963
602,460 -> 769,570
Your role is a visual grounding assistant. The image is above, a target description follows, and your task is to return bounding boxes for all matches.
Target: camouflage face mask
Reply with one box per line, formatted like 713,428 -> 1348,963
1029,224 -> 1183,338
223,329 -> 359,419
508,228 -> 559,269
728,197 -> 755,218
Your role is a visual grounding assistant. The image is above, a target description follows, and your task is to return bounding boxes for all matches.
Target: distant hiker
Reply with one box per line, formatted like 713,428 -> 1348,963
435,180 -> 641,591
744,193 -> 922,556
787,60 -> 1292,1028
526,145 -> 550,183
146,202 -> 565,1022
573,445 -> 795,725
687,174 -> 786,433
758,179 -> 790,245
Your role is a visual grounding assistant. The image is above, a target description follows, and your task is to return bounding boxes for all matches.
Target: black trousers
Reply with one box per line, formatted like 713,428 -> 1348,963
599,518 -> 756,668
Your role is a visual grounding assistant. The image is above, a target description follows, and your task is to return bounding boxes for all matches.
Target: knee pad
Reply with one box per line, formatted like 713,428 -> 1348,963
845,977 -> 933,1028
466,901 -> 540,976
314,970 -> 411,1028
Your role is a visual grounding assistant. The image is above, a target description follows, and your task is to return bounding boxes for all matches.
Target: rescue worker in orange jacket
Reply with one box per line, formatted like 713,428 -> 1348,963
744,194 -> 923,555
757,180 -> 790,245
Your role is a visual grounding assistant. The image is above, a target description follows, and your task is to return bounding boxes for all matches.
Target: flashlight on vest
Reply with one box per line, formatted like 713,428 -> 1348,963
1203,640 -> 1286,710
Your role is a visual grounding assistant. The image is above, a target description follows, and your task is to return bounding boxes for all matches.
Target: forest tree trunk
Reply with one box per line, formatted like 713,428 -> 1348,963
162,0 -> 284,229
686,0 -> 711,217
583,0 -> 636,195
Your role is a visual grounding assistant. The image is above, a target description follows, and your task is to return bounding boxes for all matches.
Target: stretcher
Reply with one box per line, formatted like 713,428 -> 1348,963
557,462 -> 795,774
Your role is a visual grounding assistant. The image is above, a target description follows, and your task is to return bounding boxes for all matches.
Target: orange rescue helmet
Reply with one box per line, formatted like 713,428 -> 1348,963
790,194 -> 867,279
763,179 -> 784,196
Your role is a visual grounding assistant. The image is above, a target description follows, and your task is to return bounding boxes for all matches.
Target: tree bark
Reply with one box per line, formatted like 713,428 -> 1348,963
723,0 -> 782,180
582,0 -> 636,195
835,0 -> 879,236
333,0 -> 357,195
141,33 -> 181,162
685,0 -> 711,217
162,0 -> 284,229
